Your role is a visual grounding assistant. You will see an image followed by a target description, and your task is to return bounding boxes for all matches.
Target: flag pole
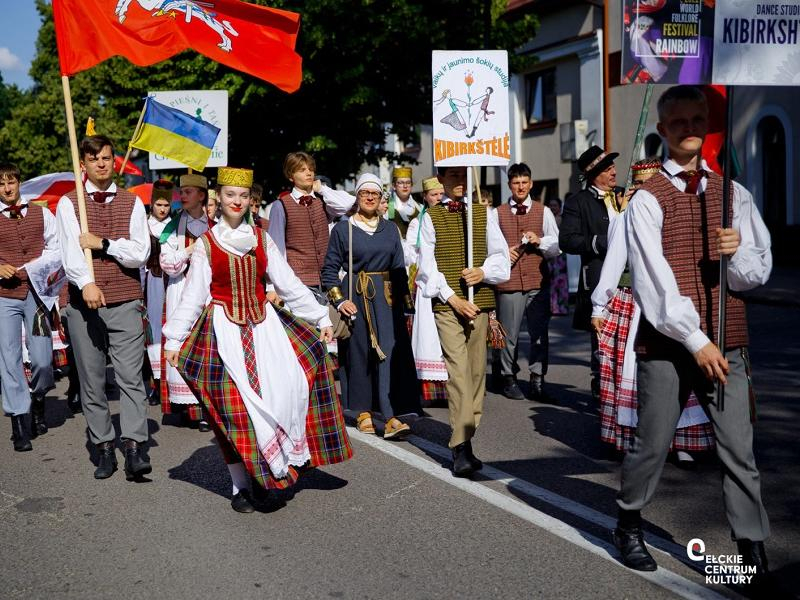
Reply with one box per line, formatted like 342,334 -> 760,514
61,75 -> 94,277
118,98 -> 148,181
466,166 -> 474,305
717,85 -> 735,412
624,82 -> 654,191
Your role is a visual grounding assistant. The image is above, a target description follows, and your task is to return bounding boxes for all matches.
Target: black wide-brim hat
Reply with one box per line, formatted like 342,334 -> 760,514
578,145 -> 619,183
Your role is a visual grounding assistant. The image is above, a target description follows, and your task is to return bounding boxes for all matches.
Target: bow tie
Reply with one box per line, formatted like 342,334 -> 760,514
446,201 -> 465,214
298,195 -> 314,207
513,202 -> 528,215
677,169 -> 706,195
3,204 -> 23,219
90,191 -> 115,203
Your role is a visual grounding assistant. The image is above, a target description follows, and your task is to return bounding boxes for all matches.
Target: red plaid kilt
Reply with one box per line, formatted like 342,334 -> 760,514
421,379 -> 447,404
177,304 -> 353,490
598,288 -> 715,453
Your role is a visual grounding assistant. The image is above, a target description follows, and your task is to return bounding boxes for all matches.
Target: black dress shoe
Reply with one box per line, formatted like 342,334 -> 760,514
11,414 -> 33,452
465,440 -> 483,471
502,375 -> 525,400
30,396 -> 48,437
529,375 -> 555,403
591,377 -> 601,404
67,392 -> 82,414
231,490 -> 256,513
122,440 -> 152,480
94,442 -> 117,479
451,442 -> 475,478
198,420 -> 211,432
613,526 -> 657,571
737,539 -> 769,575
147,385 -> 160,407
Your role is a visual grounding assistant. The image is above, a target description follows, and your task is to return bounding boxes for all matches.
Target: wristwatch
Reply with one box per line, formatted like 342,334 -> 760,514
101,238 -> 110,253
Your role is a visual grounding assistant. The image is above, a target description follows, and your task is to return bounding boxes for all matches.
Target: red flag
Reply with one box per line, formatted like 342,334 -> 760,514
20,172 -> 76,214
115,155 -> 143,176
52,0 -> 302,92
702,85 -> 727,176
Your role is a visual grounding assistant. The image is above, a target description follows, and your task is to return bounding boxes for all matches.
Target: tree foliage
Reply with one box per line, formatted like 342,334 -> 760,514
0,0 -> 537,193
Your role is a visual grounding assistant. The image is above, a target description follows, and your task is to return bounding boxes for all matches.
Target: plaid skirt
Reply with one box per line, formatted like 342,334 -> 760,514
421,379 -> 448,404
178,304 -> 353,490
598,288 -> 715,453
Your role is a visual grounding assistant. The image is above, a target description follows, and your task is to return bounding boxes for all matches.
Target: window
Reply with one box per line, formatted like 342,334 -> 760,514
525,68 -> 556,128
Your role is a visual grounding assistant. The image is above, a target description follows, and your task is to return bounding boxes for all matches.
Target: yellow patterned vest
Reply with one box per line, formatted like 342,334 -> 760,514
428,202 -> 495,312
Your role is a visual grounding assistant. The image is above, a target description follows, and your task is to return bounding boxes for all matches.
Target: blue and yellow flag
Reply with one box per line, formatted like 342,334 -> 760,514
131,98 -> 220,171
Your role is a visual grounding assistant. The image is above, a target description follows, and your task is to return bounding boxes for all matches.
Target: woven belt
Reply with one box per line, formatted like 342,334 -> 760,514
355,270 -> 388,361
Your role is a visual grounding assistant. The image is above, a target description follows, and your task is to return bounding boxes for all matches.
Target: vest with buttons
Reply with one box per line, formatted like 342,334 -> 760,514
495,202 -> 548,293
203,228 -> 269,326
427,202 -> 495,311
279,195 -> 328,287
68,188 -> 143,305
0,203 -> 46,300
634,172 -> 748,354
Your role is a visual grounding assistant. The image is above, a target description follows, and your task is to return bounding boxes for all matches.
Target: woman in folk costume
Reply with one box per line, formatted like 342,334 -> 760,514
590,159 -> 714,463
404,177 -> 449,407
142,181 -> 172,405
321,173 -> 421,439
164,167 -> 352,513
159,173 -> 212,429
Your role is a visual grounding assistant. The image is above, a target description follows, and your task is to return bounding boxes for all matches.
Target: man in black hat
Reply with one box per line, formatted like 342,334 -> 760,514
559,145 -> 626,403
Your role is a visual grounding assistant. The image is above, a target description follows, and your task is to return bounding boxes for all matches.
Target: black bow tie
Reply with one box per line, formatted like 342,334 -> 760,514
513,202 -> 528,215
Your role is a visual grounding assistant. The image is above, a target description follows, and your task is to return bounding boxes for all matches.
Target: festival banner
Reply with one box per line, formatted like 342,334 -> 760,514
621,0 -> 714,84
431,50 -> 510,167
712,0 -> 800,85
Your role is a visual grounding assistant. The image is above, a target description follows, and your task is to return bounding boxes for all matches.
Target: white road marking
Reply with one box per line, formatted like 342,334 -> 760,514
349,429 -> 729,600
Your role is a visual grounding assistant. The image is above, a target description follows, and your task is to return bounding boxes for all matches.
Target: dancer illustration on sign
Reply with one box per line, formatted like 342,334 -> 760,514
435,89 -> 468,132
466,86 -> 495,139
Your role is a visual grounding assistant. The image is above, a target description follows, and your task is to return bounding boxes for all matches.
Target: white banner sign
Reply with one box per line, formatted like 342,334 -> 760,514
712,0 -> 800,85
431,50 -> 511,167
148,90 -> 228,169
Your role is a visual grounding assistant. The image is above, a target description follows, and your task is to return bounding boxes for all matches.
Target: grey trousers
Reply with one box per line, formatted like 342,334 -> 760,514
617,349 -> 770,542
496,288 -> 550,377
63,298 -> 148,444
0,292 -> 54,415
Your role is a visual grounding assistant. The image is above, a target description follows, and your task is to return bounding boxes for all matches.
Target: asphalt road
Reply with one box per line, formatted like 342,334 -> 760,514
1,303 -> 797,599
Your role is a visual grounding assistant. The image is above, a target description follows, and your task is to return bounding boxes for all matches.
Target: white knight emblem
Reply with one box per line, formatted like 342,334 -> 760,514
115,0 -> 239,52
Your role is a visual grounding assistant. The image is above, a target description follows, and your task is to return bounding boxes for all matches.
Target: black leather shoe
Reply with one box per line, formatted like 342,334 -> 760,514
67,391 -> 82,414
147,384 -> 160,406
30,396 -> 48,437
502,375 -> 525,400
11,415 -> 32,452
198,420 -> 211,432
529,375 -> 555,403
737,539 -> 769,575
613,527 -> 657,571
123,440 -> 152,480
465,440 -> 483,471
94,442 -> 117,479
451,442 -> 475,478
231,490 -> 256,513
591,377 -> 601,404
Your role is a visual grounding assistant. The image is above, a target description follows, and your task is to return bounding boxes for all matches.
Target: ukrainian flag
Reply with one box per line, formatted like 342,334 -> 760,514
131,98 -> 221,172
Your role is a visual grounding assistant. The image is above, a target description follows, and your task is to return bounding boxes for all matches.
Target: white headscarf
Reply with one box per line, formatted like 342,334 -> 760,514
355,172 -> 383,195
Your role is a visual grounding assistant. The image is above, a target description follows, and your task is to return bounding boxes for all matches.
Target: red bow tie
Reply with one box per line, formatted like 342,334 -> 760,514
90,191 -> 115,203
3,204 -> 23,219
514,203 -> 528,215
446,201 -> 465,213
298,195 -> 314,207
677,169 -> 706,195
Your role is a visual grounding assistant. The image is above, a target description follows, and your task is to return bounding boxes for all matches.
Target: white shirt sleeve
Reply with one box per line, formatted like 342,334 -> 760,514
625,191 -> 710,354
265,235 -> 332,328
591,216 -> 627,317
319,185 -> 356,220
402,217 -> 420,268
104,197 -> 150,268
481,208 -> 511,284
727,183 -> 772,291
538,206 -> 561,259
39,208 -> 61,264
160,229 -> 191,278
56,195 -> 93,290
162,240 -> 211,352
416,212 -> 456,303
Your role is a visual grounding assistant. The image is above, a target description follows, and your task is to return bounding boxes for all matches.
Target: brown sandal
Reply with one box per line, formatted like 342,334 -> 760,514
384,417 -> 410,440
356,412 -> 375,434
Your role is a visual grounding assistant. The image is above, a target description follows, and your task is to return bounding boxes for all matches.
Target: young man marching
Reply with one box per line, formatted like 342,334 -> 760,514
613,86 -> 772,576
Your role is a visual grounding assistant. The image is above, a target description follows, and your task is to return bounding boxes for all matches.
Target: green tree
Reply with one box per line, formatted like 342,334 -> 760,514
0,0 -> 537,192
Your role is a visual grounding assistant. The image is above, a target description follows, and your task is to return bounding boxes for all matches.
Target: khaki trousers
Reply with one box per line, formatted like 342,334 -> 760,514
435,310 -> 489,448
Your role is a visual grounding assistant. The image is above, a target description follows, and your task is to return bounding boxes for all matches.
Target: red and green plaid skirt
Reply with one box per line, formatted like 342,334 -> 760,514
178,304 -> 353,490
598,288 -> 715,453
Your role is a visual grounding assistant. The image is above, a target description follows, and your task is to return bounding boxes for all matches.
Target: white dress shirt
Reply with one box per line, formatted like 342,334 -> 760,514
505,197 -> 561,259
625,158 -> 772,354
159,211 -> 209,278
55,181 -> 150,290
416,198 -> 510,303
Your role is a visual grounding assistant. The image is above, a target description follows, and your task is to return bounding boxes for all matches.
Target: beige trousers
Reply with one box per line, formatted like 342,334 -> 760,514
435,310 -> 489,448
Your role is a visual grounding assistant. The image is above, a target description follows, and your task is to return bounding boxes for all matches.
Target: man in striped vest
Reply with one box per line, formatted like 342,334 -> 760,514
417,166 -> 510,477
0,163 -> 59,451
495,163 -> 561,401
614,86 -> 772,577
56,135 -> 152,481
